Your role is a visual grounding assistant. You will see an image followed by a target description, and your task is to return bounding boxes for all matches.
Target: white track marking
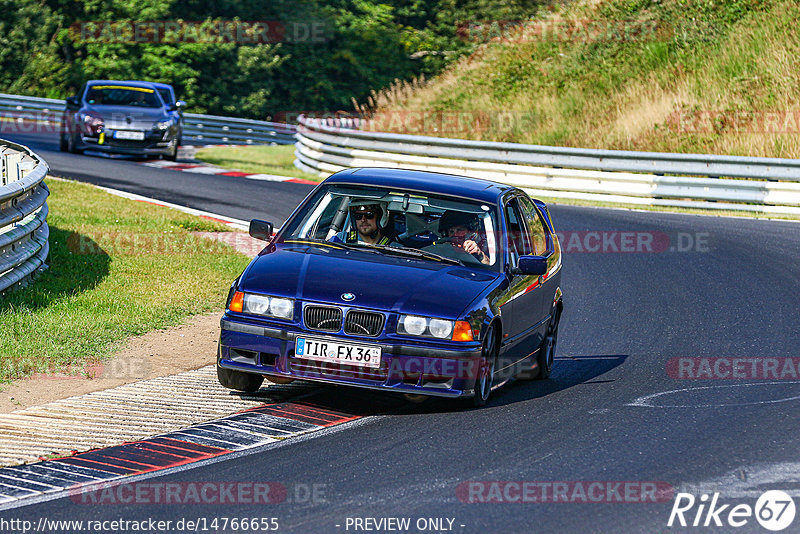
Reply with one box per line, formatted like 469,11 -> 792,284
627,382 -> 800,408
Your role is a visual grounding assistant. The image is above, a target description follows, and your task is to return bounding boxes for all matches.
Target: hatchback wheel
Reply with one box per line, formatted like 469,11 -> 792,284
67,132 -> 83,154
164,139 -> 178,161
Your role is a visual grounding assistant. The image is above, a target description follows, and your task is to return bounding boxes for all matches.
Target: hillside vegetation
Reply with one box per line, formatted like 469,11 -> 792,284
0,0 -> 551,119
363,0 -> 800,158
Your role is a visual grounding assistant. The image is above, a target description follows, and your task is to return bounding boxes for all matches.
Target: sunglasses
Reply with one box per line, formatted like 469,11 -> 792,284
352,212 -> 376,221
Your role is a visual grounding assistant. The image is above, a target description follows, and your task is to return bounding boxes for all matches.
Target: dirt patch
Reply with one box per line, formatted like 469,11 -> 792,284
0,311 -> 223,414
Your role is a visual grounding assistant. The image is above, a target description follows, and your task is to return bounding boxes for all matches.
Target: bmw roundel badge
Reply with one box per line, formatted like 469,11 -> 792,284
341,293 -> 355,301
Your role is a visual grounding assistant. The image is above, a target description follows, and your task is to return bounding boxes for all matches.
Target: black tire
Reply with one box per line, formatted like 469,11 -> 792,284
59,133 -> 68,152
164,139 -> 179,161
470,324 -> 498,407
216,347 -> 264,392
535,307 -> 560,380
67,132 -> 83,154
516,306 -> 561,380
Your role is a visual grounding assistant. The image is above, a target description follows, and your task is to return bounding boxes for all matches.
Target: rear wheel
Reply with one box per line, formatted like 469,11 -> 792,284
470,324 -> 497,407
516,306 -> 561,380
536,307 -> 560,380
216,346 -> 264,392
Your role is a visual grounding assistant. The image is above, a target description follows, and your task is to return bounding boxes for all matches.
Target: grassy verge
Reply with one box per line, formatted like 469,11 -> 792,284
364,0 -> 800,159
0,178 -> 251,382
193,144 -> 319,181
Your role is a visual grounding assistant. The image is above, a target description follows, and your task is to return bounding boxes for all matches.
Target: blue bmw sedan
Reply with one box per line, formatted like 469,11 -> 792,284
218,168 -> 563,406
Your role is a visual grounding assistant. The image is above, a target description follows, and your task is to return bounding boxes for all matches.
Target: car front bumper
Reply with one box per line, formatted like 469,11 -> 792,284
79,133 -> 177,156
218,316 -> 484,398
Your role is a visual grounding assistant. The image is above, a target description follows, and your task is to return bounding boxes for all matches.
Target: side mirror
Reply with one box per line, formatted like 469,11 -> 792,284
249,219 -> 274,241
516,255 -> 548,276
175,100 -> 186,110
65,96 -> 79,108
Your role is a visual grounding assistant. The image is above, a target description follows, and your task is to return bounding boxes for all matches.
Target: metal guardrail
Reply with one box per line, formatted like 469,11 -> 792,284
295,116 -> 800,215
0,139 -> 49,295
0,93 -> 296,146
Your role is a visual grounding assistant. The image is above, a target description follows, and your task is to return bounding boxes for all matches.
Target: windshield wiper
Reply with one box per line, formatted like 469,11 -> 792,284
285,238 -> 382,254
371,245 -> 463,266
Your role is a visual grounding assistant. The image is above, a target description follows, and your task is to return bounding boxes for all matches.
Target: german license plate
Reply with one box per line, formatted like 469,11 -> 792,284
295,337 -> 381,369
114,130 -> 145,140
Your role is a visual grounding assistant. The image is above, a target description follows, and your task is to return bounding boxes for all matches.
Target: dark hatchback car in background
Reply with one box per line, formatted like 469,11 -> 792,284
217,168 -> 563,407
60,80 -> 184,160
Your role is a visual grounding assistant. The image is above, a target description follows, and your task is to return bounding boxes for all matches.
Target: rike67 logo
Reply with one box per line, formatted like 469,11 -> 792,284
668,491 -> 796,531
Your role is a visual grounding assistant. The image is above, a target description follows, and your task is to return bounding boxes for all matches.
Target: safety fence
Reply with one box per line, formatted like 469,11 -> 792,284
0,139 -> 49,294
295,116 -> 800,215
0,93 -> 296,146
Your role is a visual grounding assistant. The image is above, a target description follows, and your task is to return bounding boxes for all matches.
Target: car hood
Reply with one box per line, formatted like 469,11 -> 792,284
84,105 -> 166,129
238,243 -> 500,319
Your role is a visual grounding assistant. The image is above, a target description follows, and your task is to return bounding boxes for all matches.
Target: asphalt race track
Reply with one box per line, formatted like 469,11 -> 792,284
2,130 -> 799,533
4,131 -> 313,224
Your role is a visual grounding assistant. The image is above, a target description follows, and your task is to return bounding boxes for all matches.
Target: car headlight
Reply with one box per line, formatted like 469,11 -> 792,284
229,292 -> 294,320
402,315 -> 427,336
428,318 -> 453,339
79,112 -> 104,134
397,315 -> 474,341
155,119 -> 172,130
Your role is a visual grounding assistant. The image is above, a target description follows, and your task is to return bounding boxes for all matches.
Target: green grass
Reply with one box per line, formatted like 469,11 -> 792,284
368,0 -> 800,158
194,144 -> 320,181
0,178 -> 251,382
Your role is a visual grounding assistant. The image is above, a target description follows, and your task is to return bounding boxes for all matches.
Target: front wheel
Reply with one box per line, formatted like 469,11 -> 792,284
216,347 -> 264,392
67,132 -> 83,154
164,139 -> 179,161
470,324 -> 497,407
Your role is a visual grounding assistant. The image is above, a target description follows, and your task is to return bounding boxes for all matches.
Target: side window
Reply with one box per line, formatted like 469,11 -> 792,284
158,88 -> 173,106
518,197 -> 548,255
505,199 -> 531,265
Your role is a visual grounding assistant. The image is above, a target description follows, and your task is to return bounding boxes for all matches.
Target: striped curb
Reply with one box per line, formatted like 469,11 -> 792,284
0,387 -> 404,507
0,365 -> 313,467
139,157 -> 318,185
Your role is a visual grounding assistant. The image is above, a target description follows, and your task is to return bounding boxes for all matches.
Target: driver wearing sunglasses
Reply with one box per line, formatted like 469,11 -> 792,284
339,203 -> 396,246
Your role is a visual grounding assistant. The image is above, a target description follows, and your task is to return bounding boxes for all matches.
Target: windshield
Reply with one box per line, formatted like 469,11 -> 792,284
85,85 -> 162,108
281,184 -> 500,270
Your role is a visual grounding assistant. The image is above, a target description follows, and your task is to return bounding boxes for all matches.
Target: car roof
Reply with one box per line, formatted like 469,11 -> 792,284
127,81 -> 174,92
87,80 -> 158,90
324,168 -> 516,204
